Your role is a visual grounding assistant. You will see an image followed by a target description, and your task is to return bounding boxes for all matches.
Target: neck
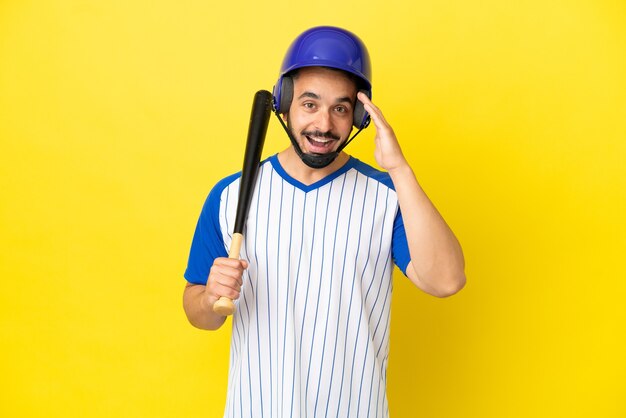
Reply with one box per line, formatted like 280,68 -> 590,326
277,147 -> 350,185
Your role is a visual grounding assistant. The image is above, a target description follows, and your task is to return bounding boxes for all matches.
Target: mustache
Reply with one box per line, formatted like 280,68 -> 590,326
301,130 -> 340,141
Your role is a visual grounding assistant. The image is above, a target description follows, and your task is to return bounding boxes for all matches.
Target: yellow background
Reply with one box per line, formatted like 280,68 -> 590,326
1,1 -> 625,417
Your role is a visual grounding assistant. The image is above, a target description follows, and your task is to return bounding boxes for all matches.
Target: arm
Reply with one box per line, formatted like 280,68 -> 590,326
183,257 -> 247,330
358,92 -> 466,297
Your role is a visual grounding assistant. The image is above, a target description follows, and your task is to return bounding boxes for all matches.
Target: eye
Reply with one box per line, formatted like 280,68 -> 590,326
303,102 -> 316,110
334,105 -> 349,114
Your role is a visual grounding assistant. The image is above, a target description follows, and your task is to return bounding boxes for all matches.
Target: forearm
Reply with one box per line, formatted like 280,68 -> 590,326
183,283 -> 227,330
389,162 -> 466,297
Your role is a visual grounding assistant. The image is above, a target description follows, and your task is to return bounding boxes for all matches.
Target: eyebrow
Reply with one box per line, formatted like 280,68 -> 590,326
297,91 -> 353,104
298,92 -> 320,100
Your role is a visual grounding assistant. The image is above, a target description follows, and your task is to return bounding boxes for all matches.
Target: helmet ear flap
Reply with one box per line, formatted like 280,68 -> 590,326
276,76 -> 294,114
353,89 -> 371,129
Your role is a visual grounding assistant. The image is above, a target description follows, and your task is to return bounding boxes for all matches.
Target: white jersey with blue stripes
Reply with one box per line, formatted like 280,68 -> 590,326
185,154 -> 410,418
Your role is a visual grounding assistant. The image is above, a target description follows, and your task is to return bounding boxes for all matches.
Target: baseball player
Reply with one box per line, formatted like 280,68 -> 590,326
183,26 -> 466,418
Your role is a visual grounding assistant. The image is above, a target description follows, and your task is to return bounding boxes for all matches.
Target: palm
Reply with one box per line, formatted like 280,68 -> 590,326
358,93 -> 406,171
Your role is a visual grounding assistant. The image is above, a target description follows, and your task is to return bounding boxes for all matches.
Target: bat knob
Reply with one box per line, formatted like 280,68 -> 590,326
213,297 -> 235,316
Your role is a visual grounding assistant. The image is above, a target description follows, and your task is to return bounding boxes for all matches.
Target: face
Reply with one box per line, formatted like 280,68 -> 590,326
286,67 -> 357,155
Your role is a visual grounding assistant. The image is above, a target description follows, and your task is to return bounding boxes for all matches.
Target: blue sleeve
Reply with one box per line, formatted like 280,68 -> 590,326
184,180 -> 232,285
351,158 -> 411,276
392,209 -> 411,276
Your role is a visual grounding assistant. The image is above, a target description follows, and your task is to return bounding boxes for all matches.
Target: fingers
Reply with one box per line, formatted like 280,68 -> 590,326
206,257 -> 247,303
357,92 -> 389,129
357,92 -> 406,171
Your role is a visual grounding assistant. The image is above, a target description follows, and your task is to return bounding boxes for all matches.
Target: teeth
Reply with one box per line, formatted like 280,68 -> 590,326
308,136 -> 331,144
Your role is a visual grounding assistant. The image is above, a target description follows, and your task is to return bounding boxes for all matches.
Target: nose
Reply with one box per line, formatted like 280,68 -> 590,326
314,109 -> 333,132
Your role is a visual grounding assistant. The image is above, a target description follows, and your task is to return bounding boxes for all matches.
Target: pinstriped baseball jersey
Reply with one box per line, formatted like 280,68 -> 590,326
185,154 -> 411,418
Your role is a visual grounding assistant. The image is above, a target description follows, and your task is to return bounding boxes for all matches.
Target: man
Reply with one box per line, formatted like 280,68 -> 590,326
183,26 -> 465,418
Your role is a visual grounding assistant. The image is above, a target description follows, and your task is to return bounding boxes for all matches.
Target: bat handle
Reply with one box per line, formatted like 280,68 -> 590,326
212,233 -> 244,316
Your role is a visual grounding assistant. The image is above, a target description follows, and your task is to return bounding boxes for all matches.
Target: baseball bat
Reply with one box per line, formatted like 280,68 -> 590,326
213,89 -> 272,316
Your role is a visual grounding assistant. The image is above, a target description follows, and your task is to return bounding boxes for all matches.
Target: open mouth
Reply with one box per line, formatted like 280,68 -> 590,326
305,135 -> 339,153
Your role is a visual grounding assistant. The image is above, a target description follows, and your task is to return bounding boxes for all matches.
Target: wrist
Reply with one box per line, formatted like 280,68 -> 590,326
386,160 -> 412,178
201,288 -> 217,315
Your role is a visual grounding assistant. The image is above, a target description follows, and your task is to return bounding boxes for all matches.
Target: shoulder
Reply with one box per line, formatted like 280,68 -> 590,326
199,171 -> 241,217
207,170 -> 239,196
204,157 -> 274,209
212,171 -> 242,194
348,157 -> 395,191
